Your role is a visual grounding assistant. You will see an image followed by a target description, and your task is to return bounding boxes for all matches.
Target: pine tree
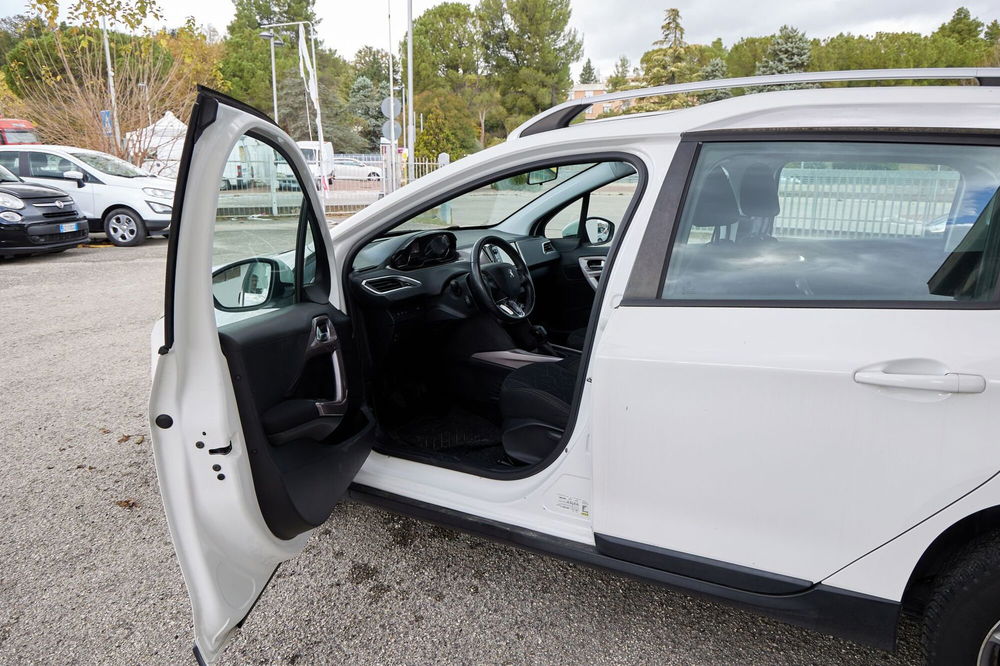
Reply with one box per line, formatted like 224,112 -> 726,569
606,55 -> 631,91
698,57 -> 731,102
578,58 -> 598,84
986,19 -> 1000,44
936,7 -> 984,43
641,8 -> 699,87
751,25 -> 814,92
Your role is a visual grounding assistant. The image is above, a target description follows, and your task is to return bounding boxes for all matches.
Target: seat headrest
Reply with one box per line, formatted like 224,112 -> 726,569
739,163 -> 781,218
688,167 -> 740,228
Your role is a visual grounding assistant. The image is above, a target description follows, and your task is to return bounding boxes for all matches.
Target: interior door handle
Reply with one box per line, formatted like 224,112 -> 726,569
853,370 -> 986,394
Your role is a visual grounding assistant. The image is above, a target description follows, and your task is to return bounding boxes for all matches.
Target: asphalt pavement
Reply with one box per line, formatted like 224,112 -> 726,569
0,240 -> 925,665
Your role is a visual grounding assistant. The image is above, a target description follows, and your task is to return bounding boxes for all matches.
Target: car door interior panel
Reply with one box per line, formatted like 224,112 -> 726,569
218,302 -> 372,540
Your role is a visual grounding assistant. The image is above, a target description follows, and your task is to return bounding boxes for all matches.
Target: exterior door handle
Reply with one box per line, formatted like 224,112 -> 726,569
853,370 -> 986,394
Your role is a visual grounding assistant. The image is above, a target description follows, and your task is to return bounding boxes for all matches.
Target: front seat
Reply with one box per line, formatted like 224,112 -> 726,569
499,356 -> 580,465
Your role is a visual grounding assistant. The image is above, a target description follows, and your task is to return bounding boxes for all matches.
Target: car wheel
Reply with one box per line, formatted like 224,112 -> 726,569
104,207 -> 147,247
368,172 -> 380,181
923,531 -> 1000,665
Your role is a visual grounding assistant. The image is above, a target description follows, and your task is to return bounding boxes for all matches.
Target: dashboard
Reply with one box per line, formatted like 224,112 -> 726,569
349,229 -> 559,318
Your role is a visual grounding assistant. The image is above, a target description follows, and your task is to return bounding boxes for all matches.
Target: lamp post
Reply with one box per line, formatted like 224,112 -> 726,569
258,31 -> 284,122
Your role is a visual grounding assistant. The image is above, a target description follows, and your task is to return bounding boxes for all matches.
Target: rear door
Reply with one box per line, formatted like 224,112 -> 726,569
592,134 -> 1000,591
150,89 -> 374,664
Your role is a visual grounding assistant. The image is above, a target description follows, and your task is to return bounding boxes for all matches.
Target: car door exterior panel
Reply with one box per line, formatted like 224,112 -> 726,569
593,306 -> 1000,585
151,88 -> 373,664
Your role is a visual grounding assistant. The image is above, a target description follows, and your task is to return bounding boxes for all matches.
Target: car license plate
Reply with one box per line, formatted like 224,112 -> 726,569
59,222 -> 79,233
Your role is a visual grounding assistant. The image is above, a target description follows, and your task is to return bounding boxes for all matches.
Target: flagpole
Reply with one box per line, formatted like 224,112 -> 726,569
406,0 -> 415,183
387,0 -> 397,192
310,23 -> 327,193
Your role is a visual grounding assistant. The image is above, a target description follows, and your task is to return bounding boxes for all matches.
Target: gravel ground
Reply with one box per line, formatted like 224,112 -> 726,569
0,241 -> 924,665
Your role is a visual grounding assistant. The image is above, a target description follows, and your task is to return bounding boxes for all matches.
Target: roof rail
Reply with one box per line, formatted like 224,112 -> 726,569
510,67 -> 1000,139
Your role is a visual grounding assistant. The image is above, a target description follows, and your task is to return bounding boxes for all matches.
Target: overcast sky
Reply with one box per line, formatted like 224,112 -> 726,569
0,0 -> 996,79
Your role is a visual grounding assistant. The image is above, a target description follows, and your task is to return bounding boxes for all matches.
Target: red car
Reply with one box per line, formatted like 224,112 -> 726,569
0,119 -> 39,145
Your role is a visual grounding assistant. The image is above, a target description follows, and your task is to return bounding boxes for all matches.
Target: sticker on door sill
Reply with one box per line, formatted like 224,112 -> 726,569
554,494 -> 590,518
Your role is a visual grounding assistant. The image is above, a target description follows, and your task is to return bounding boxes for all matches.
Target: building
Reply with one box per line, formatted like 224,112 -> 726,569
566,82 -> 630,120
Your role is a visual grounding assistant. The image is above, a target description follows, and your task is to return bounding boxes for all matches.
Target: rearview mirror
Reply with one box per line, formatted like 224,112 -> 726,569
63,170 -> 85,188
212,258 -> 278,311
526,167 -> 558,186
584,216 -> 614,245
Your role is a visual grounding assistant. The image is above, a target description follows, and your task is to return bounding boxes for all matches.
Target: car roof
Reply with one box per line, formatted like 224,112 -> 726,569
0,144 -> 113,155
523,86 -> 1000,143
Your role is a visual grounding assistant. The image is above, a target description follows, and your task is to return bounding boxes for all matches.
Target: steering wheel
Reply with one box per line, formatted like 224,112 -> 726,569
468,235 -> 536,322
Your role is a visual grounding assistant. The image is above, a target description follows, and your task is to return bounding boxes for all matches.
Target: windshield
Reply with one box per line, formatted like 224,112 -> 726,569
70,152 -> 147,178
395,163 -> 598,232
0,164 -> 19,182
301,149 -> 317,162
3,129 -> 38,144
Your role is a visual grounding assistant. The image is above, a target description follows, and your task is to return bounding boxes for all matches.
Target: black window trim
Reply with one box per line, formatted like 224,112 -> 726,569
622,127 -> 1000,310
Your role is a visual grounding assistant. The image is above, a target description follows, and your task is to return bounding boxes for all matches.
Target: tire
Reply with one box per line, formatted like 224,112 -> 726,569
923,531 -> 1000,666
103,207 -> 147,247
368,172 -> 380,181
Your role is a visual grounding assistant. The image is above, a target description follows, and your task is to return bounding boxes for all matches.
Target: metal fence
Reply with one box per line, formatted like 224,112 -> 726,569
774,168 -> 960,239
206,152 -> 446,219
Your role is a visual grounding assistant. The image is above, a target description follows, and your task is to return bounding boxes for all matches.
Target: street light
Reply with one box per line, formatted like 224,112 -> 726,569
258,31 -> 285,122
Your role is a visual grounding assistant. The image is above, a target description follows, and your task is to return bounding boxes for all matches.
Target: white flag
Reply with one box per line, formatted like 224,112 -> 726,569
298,24 -> 321,123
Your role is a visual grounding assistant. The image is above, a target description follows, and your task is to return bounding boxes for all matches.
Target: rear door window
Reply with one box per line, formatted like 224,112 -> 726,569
26,152 -> 76,180
661,141 -> 1000,303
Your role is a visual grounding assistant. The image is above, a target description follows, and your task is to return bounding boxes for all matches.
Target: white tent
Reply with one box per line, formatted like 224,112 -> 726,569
125,111 -> 188,178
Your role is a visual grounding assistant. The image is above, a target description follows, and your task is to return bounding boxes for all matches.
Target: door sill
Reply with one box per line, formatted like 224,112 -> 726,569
348,484 -> 900,652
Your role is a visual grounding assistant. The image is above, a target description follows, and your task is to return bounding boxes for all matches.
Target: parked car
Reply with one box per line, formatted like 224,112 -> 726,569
0,163 -> 88,258
331,156 -> 383,181
0,145 -> 175,246
0,118 -> 40,145
152,70 -> 1000,666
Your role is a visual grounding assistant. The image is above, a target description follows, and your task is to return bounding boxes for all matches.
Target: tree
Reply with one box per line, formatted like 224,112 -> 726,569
347,75 -> 388,150
606,55 -> 631,91
936,7 -> 984,43
405,2 -> 478,93
578,57 -> 598,84
477,0 -> 582,131
5,22 -> 221,159
698,57 -> 731,102
755,25 -> 811,75
640,8 -> 700,87
414,89 -> 478,158
220,0 -> 318,112
414,109 -> 462,161
353,45 -> 392,88
726,36 -> 772,77
986,20 -> 1000,44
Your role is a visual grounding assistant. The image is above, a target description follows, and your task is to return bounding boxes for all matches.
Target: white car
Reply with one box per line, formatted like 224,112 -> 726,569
151,69 -> 1000,666
0,145 -> 175,246
331,156 -> 383,181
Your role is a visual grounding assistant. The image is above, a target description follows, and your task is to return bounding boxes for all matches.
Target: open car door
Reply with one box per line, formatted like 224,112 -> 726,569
149,88 -> 374,664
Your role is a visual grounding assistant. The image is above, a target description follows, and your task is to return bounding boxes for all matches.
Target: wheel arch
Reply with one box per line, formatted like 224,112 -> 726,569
903,505 -> 1000,612
101,203 -> 144,224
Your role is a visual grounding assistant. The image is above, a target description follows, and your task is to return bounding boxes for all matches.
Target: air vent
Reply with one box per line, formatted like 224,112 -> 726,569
541,240 -> 555,254
361,275 -> 421,294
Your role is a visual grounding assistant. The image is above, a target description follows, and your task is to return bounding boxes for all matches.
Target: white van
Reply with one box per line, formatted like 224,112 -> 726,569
296,140 -> 335,184
0,145 -> 175,246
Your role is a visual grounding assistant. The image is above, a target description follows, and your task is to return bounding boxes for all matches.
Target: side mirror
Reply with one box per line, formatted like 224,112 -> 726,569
63,170 -> 85,188
212,258 -> 279,311
584,216 -> 615,245
526,166 -> 558,186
